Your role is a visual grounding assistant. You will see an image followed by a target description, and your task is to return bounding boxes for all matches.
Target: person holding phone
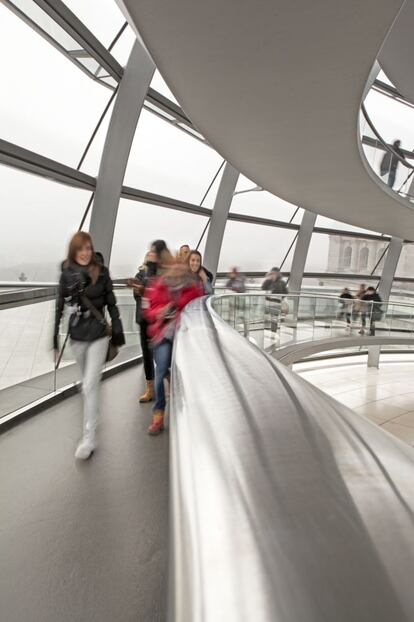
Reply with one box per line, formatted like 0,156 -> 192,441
128,240 -> 173,403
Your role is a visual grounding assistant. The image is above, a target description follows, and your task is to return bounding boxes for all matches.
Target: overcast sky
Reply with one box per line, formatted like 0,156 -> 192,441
1,2 -> 411,281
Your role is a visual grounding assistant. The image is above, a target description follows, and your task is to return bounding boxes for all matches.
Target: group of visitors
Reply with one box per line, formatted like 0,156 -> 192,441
338,284 -> 383,335
54,233 -> 212,460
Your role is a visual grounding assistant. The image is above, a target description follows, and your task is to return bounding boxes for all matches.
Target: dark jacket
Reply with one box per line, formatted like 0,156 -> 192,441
361,291 -> 383,320
133,261 -> 159,324
261,276 -> 288,296
380,146 -> 405,175
54,263 -> 125,350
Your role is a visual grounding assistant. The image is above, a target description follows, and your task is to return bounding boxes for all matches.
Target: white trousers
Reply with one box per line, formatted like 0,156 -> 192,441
71,337 -> 108,435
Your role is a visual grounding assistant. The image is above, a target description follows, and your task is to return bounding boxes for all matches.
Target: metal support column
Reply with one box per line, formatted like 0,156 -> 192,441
289,210 -> 317,294
368,236 -> 403,368
89,40 -> 155,262
203,163 -> 239,279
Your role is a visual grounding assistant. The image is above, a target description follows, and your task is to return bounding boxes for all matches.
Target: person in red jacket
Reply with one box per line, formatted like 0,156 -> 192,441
145,261 -> 203,435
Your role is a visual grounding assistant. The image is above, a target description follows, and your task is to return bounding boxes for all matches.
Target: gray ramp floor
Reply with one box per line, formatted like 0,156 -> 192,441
0,367 -> 169,622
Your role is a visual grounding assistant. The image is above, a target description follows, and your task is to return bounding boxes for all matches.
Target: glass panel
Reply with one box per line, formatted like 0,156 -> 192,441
110,26 -> 135,67
7,0 -> 79,50
124,110 -> 223,204
230,174 -> 302,222
365,88 -> 414,148
0,298 -> 55,418
151,69 -> 179,104
315,214 -> 381,236
110,198 -> 209,279
62,0 -> 125,47
218,221 -> 298,274
0,6 -> 111,166
306,232 -> 387,276
394,242 -> 414,280
0,167 -> 92,283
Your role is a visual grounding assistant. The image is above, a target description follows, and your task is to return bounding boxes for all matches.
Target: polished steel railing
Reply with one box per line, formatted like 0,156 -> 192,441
170,296 -> 414,621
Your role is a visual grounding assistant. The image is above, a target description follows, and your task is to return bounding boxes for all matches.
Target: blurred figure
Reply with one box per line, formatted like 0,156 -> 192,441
226,267 -> 246,293
54,232 -> 125,459
128,240 -> 173,403
261,267 -> 288,296
262,267 -> 288,336
188,250 -> 213,294
353,283 -> 367,325
380,139 -> 405,189
338,287 -> 354,333
178,244 -> 191,263
145,261 -> 203,435
359,287 -> 383,336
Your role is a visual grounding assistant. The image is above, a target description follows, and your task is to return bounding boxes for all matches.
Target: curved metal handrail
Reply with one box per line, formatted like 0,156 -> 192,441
170,296 -> 414,621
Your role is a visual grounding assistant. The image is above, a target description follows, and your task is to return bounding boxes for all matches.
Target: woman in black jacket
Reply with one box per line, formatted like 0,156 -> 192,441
54,231 -> 125,460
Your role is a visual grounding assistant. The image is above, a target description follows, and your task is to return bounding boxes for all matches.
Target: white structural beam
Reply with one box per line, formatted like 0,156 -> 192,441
203,163 -> 239,279
89,40 -> 155,261
288,210 -> 317,294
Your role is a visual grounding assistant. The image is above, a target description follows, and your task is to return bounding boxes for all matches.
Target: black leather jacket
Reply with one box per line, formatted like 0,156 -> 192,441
54,263 -> 125,349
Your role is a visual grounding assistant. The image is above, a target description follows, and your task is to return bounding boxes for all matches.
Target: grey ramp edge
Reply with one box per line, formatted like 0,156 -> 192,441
272,334 -> 414,366
169,296 -> 414,621
0,367 -> 168,622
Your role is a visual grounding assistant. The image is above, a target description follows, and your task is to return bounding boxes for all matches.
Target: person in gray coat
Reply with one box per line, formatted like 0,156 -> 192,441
261,267 -> 288,337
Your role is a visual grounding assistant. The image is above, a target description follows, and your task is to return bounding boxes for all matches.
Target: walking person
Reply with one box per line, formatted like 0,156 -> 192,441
128,240 -> 173,403
360,287 -> 383,336
380,139 -> 405,189
338,287 -> 354,333
54,232 -> 125,459
261,267 -> 289,336
226,267 -> 246,293
187,250 -> 213,294
178,244 -> 191,263
353,283 -> 367,328
145,261 -> 203,435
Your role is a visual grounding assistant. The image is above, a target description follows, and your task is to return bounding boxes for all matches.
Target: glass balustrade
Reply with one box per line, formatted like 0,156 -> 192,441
211,293 -> 414,354
0,285 -> 140,421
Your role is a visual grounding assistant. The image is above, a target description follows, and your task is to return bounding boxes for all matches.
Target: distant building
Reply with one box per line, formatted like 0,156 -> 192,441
327,235 -> 414,280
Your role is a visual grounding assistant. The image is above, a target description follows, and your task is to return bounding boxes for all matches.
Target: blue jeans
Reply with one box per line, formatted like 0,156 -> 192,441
153,339 -> 173,411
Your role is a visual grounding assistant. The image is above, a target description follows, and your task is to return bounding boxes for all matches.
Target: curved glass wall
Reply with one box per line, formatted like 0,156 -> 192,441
0,5 -> 112,166
3,3 -> 414,420
0,167 -> 92,283
124,110 -> 223,203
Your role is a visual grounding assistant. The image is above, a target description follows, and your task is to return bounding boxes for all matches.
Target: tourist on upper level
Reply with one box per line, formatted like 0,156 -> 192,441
145,260 -> 204,435
128,240 -> 173,404
338,287 -> 354,332
261,267 -> 288,296
261,267 -> 289,335
226,267 -> 246,293
54,231 -> 125,460
187,250 -> 213,294
380,139 -> 405,189
352,283 -> 367,323
359,287 -> 383,336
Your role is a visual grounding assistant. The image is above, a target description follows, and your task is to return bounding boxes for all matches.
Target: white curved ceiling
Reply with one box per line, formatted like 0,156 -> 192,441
379,0 -> 414,104
118,0 -> 414,238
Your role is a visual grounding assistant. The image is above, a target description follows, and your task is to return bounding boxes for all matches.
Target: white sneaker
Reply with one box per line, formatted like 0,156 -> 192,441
358,328 -> 365,335
75,433 -> 96,460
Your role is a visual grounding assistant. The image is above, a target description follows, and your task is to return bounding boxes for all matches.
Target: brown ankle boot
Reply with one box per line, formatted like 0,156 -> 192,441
139,380 -> 154,403
148,411 -> 164,435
